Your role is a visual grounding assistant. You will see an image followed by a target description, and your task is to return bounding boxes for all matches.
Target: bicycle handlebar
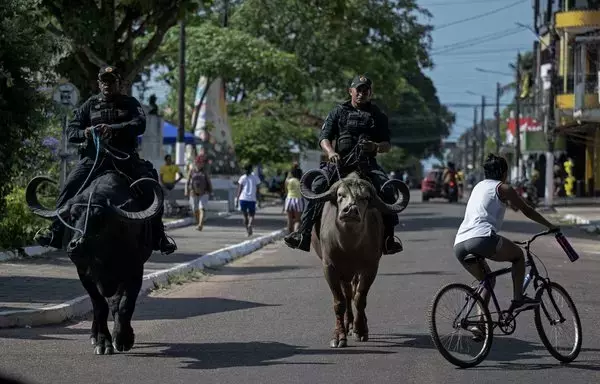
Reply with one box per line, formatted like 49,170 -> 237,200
514,227 -> 560,246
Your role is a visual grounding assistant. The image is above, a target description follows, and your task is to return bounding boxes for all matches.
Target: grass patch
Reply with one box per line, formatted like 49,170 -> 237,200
150,267 -> 212,292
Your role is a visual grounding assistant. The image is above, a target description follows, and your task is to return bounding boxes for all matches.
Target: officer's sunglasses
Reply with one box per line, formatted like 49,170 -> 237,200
98,76 -> 118,85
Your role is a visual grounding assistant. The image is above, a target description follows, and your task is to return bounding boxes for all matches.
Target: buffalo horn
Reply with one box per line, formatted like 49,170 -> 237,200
369,179 -> 410,214
108,178 -> 164,222
25,176 -> 60,219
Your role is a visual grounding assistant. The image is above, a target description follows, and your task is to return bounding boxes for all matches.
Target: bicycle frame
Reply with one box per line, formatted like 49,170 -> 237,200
457,229 -> 567,330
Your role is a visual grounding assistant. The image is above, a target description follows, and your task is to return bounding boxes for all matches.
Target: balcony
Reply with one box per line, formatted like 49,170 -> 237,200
556,9 -> 600,34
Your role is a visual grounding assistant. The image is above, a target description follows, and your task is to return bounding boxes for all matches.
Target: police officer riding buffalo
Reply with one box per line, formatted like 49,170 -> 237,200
33,65 -> 176,255
26,65 -> 177,355
284,74 -> 405,255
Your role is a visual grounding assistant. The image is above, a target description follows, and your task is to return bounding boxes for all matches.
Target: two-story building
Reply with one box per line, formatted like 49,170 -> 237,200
535,0 -> 600,196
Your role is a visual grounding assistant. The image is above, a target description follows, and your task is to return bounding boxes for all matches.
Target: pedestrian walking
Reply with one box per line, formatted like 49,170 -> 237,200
236,164 -> 261,236
284,167 -> 304,233
185,158 -> 212,231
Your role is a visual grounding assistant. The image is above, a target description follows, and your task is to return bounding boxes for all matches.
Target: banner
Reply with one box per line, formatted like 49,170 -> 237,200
191,76 -> 239,174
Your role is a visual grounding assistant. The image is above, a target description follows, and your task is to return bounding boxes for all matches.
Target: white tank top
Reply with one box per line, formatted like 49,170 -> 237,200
454,179 -> 507,246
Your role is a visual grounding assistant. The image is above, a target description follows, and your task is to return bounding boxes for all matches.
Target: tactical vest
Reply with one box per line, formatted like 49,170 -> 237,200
336,109 -> 375,156
89,96 -> 130,126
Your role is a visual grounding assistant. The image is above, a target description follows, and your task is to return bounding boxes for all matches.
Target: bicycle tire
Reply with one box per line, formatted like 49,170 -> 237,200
428,283 -> 493,368
534,281 -> 582,363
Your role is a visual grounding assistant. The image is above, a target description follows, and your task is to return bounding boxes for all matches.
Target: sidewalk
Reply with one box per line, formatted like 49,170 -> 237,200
555,205 -> 600,234
0,205 -> 287,322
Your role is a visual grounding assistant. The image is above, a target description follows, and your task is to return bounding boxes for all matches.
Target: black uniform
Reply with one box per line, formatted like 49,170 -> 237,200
284,96 -> 401,253
36,66 -> 175,254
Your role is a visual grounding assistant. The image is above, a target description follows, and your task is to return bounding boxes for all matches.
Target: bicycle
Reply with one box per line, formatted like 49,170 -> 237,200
428,229 -> 582,368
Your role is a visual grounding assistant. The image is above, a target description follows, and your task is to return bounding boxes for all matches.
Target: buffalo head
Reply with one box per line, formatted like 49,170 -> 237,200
26,175 -> 164,254
300,170 -> 410,223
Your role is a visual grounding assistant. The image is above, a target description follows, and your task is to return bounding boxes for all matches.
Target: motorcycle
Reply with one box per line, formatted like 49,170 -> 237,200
445,180 -> 459,203
514,178 -> 539,207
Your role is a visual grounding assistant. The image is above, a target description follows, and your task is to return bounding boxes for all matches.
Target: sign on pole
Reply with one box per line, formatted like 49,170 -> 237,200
52,82 -> 80,189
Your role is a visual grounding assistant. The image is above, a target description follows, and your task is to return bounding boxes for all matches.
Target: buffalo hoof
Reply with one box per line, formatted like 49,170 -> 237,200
90,336 -> 97,346
114,329 -> 135,352
353,333 -> 368,342
329,338 -> 347,348
94,343 -> 115,355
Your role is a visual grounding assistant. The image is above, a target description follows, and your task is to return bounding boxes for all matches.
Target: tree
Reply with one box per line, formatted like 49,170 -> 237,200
229,99 -> 320,166
0,0 -> 65,217
41,0 -> 211,97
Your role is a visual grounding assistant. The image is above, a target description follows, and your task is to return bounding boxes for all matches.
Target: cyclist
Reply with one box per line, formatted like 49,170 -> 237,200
454,154 -> 559,319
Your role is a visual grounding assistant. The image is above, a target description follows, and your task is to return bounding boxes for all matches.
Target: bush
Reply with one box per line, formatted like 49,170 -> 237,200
0,186 -> 56,251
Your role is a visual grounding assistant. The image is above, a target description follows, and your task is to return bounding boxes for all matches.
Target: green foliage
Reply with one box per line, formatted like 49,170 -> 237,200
230,99 -> 319,166
42,0 -> 212,97
0,186 -> 56,250
0,0 -> 64,218
377,147 -> 410,173
157,23 -> 308,99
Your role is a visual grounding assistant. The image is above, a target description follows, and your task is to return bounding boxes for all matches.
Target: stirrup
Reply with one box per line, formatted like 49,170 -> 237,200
384,235 -> 403,254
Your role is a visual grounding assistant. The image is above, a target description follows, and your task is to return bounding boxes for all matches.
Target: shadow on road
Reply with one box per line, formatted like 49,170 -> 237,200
369,332 -> 600,371
134,296 -> 278,321
0,276 -> 83,308
205,265 -> 308,276
129,341 -> 395,369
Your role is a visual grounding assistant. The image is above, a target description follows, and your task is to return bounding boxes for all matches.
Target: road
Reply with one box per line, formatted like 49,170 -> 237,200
1,193 -> 600,384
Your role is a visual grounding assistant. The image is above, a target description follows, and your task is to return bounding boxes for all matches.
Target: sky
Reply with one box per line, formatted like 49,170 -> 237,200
136,0 -> 536,171
418,0 -> 536,169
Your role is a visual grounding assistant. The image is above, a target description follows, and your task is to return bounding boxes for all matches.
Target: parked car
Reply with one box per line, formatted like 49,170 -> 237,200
421,169 -> 459,202
421,170 -> 443,201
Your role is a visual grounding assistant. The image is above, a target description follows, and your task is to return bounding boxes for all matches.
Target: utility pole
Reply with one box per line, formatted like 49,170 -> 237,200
495,82 -> 501,153
176,19 -> 186,166
472,107 -> 478,172
480,95 -> 486,166
515,52 -> 522,180
463,130 -> 469,170
544,31 -> 558,208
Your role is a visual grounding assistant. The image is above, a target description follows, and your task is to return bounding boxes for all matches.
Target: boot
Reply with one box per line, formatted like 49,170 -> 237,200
153,218 -> 177,255
382,224 -> 403,255
34,220 -> 64,249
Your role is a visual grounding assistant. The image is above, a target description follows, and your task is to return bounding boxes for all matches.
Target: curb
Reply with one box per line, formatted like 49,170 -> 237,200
560,213 -> 600,234
0,211 -> 233,262
0,228 -> 287,328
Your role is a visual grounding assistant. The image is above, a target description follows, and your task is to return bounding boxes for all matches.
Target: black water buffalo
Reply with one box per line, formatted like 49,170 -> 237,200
26,171 -> 163,355
301,170 -> 409,348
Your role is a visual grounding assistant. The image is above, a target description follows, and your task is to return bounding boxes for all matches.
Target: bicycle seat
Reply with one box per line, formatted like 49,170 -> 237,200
462,253 -> 485,264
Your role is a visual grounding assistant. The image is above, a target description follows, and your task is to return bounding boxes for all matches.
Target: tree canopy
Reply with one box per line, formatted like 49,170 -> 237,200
0,0 -> 65,217
156,0 -> 454,167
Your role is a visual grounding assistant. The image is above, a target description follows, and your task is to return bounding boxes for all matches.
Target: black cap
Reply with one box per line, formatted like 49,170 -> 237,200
350,74 -> 372,88
98,65 -> 121,80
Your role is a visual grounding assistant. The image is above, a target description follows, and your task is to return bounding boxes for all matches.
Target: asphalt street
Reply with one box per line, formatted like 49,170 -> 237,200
1,192 -> 600,384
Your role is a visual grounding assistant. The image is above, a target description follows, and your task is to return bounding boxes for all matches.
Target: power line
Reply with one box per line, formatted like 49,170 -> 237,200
434,0 -> 527,31
433,47 -> 532,56
431,27 -> 526,54
421,0 -> 517,6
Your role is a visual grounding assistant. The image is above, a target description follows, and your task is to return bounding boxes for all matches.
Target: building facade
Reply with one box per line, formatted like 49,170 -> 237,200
535,0 -> 600,196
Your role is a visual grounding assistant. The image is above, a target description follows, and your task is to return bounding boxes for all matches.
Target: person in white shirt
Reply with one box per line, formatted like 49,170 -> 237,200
454,154 -> 559,329
236,164 -> 262,236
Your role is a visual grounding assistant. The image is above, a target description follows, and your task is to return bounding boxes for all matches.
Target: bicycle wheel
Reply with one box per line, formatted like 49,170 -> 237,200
534,281 -> 582,363
428,283 -> 493,368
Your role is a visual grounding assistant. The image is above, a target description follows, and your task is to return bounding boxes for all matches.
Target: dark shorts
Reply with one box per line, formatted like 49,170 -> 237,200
454,233 -> 502,264
239,200 -> 256,215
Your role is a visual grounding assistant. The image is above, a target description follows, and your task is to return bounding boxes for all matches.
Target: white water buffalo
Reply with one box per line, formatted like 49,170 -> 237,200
300,170 -> 409,348
26,171 -> 163,355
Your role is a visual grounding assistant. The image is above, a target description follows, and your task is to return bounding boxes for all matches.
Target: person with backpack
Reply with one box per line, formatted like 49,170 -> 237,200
185,156 -> 213,231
